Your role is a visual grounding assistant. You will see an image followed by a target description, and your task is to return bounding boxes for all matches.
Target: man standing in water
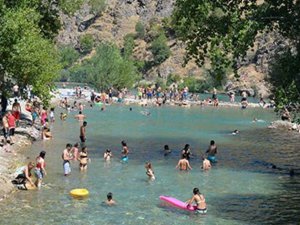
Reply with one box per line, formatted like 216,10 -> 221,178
74,111 -> 86,122
80,121 -> 87,143
176,154 -> 192,171
206,140 -> 217,163
62,144 -> 73,176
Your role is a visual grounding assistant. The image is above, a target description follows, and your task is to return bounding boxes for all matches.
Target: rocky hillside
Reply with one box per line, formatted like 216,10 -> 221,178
56,0 -> 281,97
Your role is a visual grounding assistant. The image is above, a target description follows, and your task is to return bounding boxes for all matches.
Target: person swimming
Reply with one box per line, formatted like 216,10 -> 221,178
105,192 -> 116,206
232,129 -> 239,135
164,145 -> 171,156
202,157 -> 211,170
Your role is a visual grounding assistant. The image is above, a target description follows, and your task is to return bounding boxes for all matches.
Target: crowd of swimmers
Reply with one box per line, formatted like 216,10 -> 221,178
0,85 -> 298,213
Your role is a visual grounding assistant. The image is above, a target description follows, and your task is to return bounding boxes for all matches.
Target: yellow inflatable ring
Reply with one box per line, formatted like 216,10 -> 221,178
70,189 -> 89,198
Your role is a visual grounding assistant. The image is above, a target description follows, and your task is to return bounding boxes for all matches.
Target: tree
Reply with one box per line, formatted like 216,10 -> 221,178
0,7 -> 61,104
123,34 -> 135,59
172,0 -> 300,110
150,32 -> 171,65
70,43 -> 140,91
59,46 -> 80,69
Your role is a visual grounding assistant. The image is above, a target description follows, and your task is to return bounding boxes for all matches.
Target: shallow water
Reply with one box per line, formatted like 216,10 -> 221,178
0,105 -> 299,225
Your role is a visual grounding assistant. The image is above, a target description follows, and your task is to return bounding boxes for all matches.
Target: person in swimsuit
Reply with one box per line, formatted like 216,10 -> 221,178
79,146 -> 89,171
105,192 -> 116,206
186,188 -> 207,214
181,144 -> 191,160
176,154 -> 192,171
145,162 -> 155,181
2,113 -> 9,142
202,157 -> 211,170
74,111 -> 86,122
71,143 -> 79,161
206,140 -> 217,163
49,108 -> 55,123
62,144 -> 73,176
121,140 -> 129,162
80,121 -> 87,143
104,149 -> 113,161
34,151 -> 47,189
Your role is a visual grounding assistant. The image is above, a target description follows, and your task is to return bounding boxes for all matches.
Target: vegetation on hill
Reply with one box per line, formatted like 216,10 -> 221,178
172,0 -> 300,120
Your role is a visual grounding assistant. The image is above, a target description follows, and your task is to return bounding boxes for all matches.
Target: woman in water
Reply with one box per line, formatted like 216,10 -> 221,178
186,188 -> 207,214
121,141 -> 129,162
79,146 -> 89,171
181,144 -> 191,160
104,149 -> 113,161
34,151 -> 47,189
145,162 -> 155,181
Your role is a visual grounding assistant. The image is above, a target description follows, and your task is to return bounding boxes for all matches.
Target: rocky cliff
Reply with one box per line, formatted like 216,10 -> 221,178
56,0 -> 281,97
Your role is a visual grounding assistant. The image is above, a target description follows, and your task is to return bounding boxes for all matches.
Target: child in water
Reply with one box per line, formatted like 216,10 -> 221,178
164,145 -> 171,156
145,162 -> 155,181
104,149 -> 113,161
105,192 -> 116,206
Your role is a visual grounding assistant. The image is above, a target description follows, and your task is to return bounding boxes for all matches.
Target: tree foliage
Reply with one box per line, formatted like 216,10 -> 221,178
59,46 -> 80,69
123,34 -> 135,59
79,34 -> 94,54
135,21 -> 145,39
150,32 -> 171,65
0,7 -> 61,104
172,0 -> 300,108
70,42 -> 140,91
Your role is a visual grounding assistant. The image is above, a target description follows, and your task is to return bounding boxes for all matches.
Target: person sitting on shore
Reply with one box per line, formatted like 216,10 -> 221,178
42,119 -> 52,140
104,149 -> 113,161
105,192 -> 116,206
12,162 -> 36,190
176,154 -> 192,171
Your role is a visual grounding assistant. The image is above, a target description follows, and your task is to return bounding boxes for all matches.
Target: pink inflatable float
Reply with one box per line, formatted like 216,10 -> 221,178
159,195 -> 196,211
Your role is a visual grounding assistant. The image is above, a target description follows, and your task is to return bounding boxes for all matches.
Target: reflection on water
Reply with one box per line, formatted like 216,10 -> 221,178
0,106 -> 299,225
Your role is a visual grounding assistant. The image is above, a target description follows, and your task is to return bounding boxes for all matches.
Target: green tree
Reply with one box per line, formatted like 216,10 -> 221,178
150,32 -> 171,65
0,7 -> 61,104
172,0 -> 300,109
70,43 -> 140,91
59,46 -> 80,69
79,34 -> 94,54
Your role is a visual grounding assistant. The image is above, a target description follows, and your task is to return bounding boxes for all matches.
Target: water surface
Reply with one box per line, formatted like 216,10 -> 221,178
0,105 -> 299,225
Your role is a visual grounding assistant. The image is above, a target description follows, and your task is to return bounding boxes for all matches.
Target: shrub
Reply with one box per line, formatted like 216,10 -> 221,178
79,34 -> 94,54
59,45 -> 80,69
135,21 -> 145,39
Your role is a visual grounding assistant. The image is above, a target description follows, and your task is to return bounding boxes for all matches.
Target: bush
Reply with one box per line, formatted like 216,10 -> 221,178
135,21 -> 145,39
166,74 -> 181,86
88,0 -> 106,15
150,32 -> 171,65
79,34 -> 94,54
179,77 -> 212,93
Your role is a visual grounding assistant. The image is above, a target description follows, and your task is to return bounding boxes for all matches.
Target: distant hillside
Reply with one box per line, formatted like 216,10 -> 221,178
56,0 -> 284,97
